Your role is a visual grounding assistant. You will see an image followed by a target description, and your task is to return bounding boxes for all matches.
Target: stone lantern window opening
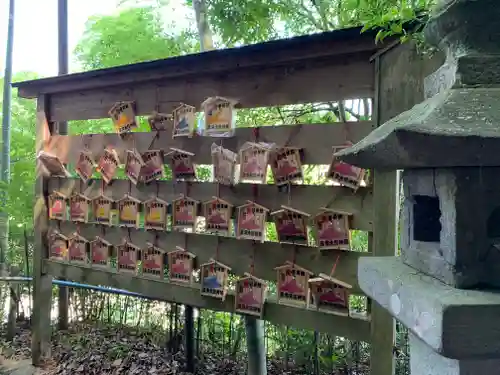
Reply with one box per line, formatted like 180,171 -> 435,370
486,207 -> 500,239
412,195 -> 441,243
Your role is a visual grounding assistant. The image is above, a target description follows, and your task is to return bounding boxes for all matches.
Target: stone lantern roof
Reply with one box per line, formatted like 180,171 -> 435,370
336,0 -> 500,170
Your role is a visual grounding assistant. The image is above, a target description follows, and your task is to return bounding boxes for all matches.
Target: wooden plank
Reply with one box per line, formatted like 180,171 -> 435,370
49,178 -> 373,232
15,28 -> 380,99
368,54 -> 396,375
49,57 -> 374,121
45,121 -> 374,166
51,221 -> 366,295
44,260 -> 371,341
32,94 -> 54,365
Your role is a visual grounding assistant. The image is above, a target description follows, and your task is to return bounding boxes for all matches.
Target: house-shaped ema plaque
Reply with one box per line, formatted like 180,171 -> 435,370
75,150 -> 95,184
90,236 -> 112,269
203,197 -> 233,235
239,142 -> 273,184
167,246 -> 196,284
49,231 -> 69,262
117,240 -> 140,275
68,232 -> 89,266
167,148 -> 196,181
141,150 -> 165,184
109,101 -> 137,135
97,147 -> 120,185
236,201 -> 268,242
37,151 -> 70,177
118,195 -> 141,228
272,206 -> 310,246
69,193 -> 91,223
235,273 -> 267,318
201,96 -> 236,137
172,103 -> 196,138
270,147 -> 303,186
275,261 -> 312,308
125,149 -> 145,185
142,243 -> 165,279
200,259 -> 231,300
211,143 -> 237,186
148,111 -> 173,132
48,191 -> 68,221
309,273 -> 352,316
327,145 -> 365,190
92,195 -> 114,226
313,208 -> 352,251
172,195 -> 199,231
144,197 -> 168,231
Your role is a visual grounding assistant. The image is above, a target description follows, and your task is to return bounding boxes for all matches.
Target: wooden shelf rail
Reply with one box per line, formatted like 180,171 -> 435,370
44,260 -> 371,341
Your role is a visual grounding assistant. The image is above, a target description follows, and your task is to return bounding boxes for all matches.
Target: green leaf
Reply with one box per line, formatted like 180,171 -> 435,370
390,22 -> 403,34
375,29 -> 386,43
401,7 -> 415,20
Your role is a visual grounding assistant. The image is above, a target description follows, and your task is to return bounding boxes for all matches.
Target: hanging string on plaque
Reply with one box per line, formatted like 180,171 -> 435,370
141,120 -> 164,184
329,254 -> 340,277
124,130 -> 144,186
234,233 -> 268,318
75,134 -> 95,185
308,253 -> 352,314
142,231 -> 164,279
272,179 -> 309,247
269,124 -> 309,249
148,87 -> 173,132
205,140 -> 233,236
312,180 -> 355,252
235,127 -> 270,243
270,124 -> 304,188
250,137 -> 260,269
171,164 -> 198,232
327,122 -> 365,190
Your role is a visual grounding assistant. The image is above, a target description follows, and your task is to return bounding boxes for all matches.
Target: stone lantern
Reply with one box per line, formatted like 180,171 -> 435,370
336,0 -> 500,373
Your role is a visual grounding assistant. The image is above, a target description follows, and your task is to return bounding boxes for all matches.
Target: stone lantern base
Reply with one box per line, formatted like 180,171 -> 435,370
410,333 -> 500,375
359,257 -> 500,374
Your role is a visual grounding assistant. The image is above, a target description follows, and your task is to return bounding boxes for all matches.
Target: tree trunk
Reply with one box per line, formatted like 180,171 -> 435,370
192,0 -> 214,51
6,286 -> 17,340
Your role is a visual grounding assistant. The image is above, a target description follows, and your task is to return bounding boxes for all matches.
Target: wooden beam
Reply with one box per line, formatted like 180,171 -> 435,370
48,56 -> 373,121
44,260 -> 371,341
51,221 -> 367,294
32,94 -> 54,366
15,28 -> 380,99
45,121 -> 374,166
369,171 -> 398,375
49,178 -> 373,232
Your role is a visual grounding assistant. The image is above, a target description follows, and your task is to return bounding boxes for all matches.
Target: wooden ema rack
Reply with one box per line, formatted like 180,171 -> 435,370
16,28 -> 435,374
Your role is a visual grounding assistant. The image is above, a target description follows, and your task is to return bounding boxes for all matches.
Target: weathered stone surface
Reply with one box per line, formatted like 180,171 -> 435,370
358,256 -> 500,359
425,0 -> 500,57
410,333 -> 500,375
400,168 -> 500,288
334,87 -> 500,169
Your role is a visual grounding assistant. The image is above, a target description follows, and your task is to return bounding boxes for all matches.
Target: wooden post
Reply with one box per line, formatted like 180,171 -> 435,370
245,316 -> 267,375
32,94 -> 54,366
6,265 -> 20,340
56,0 -> 69,331
184,305 -> 195,372
368,55 -> 397,375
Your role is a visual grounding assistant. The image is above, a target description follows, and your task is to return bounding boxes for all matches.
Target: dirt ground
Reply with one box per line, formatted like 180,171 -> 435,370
0,320 -> 314,375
